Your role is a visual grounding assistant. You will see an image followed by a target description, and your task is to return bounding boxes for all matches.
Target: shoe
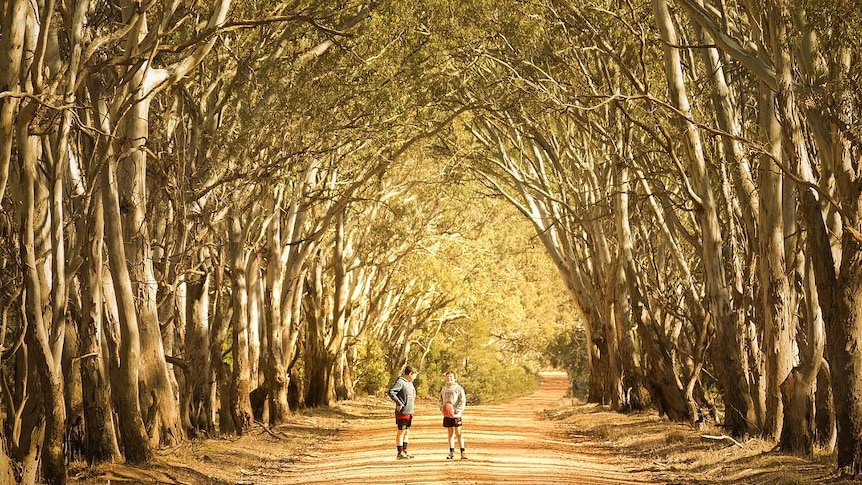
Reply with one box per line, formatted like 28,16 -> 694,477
404,452 -> 415,459
460,453 -> 468,460
397,452 -> 410,460
446,452 -> 455,460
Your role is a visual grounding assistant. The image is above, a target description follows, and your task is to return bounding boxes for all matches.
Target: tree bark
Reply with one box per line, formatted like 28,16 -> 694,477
100,102 -> 152,463
18,109 -> 67,484
653,0 -> 757,436
228,214 -> 253,433
185,267 -> 213,436
78,191 -> 122,463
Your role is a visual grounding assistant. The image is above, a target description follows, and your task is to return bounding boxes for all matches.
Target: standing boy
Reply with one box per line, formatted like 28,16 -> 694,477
439,369 -> 467,459
388,365 -> 418,460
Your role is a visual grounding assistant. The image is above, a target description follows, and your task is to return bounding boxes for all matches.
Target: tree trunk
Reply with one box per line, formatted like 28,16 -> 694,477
0,0 -> 27,203
247,254 -> 263,390
827,246 -> 862,473
228,214 -> 253,433
614,161 -> 650,411
185,268 -> 213,436
118,87 -> 183,447
264,212 -> 291,423
18,120 -> 66,484
304,261 -> 336,408
778,215 -> 825,454
100,106 -> 152,464
653,0 -> 756,436
78,199 -> 122,463
758,81 -> 794,440
815,362 -> 836,451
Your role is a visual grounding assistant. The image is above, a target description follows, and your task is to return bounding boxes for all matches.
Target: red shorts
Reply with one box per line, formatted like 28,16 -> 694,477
396,414 -> 413,430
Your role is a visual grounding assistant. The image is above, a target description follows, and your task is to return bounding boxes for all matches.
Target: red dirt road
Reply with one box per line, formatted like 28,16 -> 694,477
279,373 -> 662,484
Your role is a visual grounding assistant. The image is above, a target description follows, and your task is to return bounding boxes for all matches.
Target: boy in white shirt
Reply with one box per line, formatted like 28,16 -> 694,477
439,369 -> 467,459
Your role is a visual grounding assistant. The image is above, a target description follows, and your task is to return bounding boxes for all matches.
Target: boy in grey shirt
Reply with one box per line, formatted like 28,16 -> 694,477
388,365 -> 419,459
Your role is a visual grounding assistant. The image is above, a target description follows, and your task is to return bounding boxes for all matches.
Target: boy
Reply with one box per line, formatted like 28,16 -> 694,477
388,365 -> 418,459
439,369 -> 467,459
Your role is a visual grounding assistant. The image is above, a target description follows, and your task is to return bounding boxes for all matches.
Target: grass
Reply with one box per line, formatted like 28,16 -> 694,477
542,399 -> 856,485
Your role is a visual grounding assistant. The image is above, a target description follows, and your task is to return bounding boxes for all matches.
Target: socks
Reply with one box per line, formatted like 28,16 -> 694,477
397,445 -> 403,453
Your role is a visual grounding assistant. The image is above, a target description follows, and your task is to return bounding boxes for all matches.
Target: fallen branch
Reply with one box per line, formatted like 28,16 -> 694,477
701,434 -> 743,447
254,420 -> 284,441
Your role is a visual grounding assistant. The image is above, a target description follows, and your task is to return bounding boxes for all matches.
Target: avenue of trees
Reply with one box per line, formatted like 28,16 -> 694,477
0,0 -> 861,483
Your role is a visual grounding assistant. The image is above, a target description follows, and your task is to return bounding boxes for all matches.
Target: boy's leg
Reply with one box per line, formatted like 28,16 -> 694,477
446,427 -> 455,459
455,426 -> 466,459
402,429 -> 411,456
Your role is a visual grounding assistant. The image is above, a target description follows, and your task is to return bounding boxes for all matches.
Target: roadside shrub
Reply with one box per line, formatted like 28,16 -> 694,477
353,341 -> 390,395
421,350 -> 539,404
544,325 -> 588,397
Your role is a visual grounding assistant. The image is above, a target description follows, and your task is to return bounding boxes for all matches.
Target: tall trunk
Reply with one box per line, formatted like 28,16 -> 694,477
118,82 -> 182,448
228,214 -> 253,433
247,254 -> 262,390
100,102 -> 152,464
185,267 -> 213,436
78,192 -> 122,463
758,81 -> 794,440
779,249 -> 824,454
62,313 -> 83,463
653,0 -> 756,436
264,210 -> 290,423
613,162 -> 649,411
0,0 -> 27,202
826,235 -> 862,474
210,249 -> 234,435
304,257 -> 335,407
18,116 -> 67,485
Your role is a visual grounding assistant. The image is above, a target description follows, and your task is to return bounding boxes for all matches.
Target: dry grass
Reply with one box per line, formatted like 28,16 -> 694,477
68,397 -> 384,484
542,399 -> 857,485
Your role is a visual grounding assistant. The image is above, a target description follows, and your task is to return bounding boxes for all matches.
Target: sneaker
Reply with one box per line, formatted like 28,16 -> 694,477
446,452 -> 455,460
460,453 -> 468,460
404,452 -> 415,459
397,452 -> 410,460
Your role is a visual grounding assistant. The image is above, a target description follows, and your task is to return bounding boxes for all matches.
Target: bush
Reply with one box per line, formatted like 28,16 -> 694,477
544,325 -> 588,396
353,341 -> 390,395
420,350 -> 539,405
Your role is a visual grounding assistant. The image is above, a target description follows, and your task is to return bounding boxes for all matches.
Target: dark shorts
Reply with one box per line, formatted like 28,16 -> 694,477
443,416 -> 462,428
396,414 -> 413,430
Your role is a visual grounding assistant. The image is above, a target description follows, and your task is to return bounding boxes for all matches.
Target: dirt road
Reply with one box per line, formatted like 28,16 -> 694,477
278,373 -> 661,485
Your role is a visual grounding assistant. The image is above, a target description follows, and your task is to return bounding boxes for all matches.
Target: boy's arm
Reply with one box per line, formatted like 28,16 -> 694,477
388,381 -> 405,407
454,386 -> 466,414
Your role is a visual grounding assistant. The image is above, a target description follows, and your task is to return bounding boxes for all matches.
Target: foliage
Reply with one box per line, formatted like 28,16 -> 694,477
353,340 -> 390,395
545,325 -> 589,396
419,342 -> 540,405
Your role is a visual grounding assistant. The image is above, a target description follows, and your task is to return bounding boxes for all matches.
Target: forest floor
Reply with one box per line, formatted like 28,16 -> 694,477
69,372 -> 856,484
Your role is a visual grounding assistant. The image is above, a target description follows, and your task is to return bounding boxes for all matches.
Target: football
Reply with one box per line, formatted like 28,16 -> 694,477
442,402 -> 455,418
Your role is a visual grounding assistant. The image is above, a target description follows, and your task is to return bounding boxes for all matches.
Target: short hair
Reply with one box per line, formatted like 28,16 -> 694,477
444,369 -> 456,377
404,365 -> 414,376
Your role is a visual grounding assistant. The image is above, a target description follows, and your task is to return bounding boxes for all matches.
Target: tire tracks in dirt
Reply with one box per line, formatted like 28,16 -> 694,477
276,372 -> 663,485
